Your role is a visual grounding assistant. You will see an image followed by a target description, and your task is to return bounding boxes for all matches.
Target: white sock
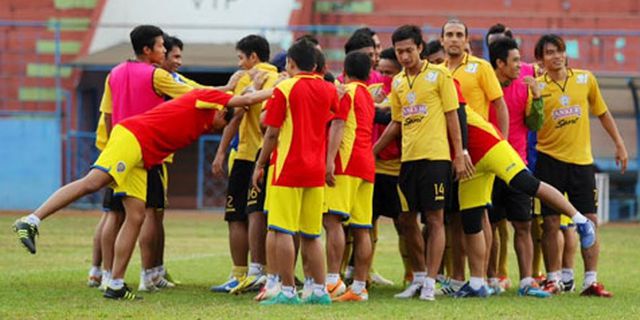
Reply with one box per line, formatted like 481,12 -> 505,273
89,266 -> 102,277
312,282 -> 327,296
25,214 -> 41,227
413,271 -> 427,285
248,263 -> 263,276
572,212 -> 588,224
351,280 -> 366,294
562,268 -> 574,283
450,279 -> 465,289
157,265 -> 166,276
547,271 -> 561,282
436,274 -> 447,283
109,278 -> 124,289
281,285 -> 296,298
584,271 -> 597,287
265,274 -> 279,290
520,277 -> 534,288
469,277 -> 484,290
424,277 -> 436,290
143,268 -> 155,283
326,273 -> 340,285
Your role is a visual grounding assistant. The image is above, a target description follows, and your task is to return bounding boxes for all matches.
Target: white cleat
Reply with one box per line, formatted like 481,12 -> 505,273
419,285 -> 436,301
394,282 -> 422,299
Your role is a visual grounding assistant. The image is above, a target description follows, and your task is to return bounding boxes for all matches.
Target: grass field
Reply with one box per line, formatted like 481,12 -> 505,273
1,210 -> 639,319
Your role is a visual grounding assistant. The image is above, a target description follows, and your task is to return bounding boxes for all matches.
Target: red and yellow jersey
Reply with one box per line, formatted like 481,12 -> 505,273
120,89 -> 232,169
333,81 -> 376,182
263,73 -> 340,188
447,53 -> 503,120
390,60 -> 459,162
535,69 -> 608,164
466,108 -> 504,164
234,62 -> 280,161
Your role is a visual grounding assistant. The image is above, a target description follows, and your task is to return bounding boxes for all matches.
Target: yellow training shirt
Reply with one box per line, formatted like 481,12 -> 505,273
535,69 -> 608,164
390,60 -> 458,162
448,53 -> 503,120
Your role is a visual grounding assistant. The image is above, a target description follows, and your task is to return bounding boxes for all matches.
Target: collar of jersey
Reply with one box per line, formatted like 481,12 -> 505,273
255,62 -> 278,73
543,68 -> 575,83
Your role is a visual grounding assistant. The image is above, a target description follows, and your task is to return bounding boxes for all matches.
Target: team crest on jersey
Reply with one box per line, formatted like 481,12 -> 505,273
425,71 -> 438,82
538,82 -> 546,90
406,91 -> 417,105
576,73 -> 588,84
552,106 -> 581,120
465,63 -> 479,73
116,161 -> 126,173
559,95 -> 570,106
393,78 -> 402,89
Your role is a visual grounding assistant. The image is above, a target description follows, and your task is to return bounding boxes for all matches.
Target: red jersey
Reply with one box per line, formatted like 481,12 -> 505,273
453,79 -> 503,164
121,89 -> 232,168
333,81 -> 375,182
263,73 -> 340,187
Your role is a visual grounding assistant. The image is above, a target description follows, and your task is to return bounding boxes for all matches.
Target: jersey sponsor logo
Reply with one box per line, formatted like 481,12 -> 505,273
402,105 -> 428,117
116,161 -> 126,173
576,73 -> 588,84
426,71 -> 438,82
553,106 -> 582,129
552,106 -> 581,120
402,105 -> 428,126
465,63 -> 479,73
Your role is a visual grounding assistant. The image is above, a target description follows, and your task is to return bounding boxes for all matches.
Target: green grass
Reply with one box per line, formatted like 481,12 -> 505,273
1,211 -> 639,319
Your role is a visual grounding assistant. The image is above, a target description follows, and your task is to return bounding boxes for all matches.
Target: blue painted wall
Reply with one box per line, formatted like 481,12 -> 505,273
0,118 -> 61,210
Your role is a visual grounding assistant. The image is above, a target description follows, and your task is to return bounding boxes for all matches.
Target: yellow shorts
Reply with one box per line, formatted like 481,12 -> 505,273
533,196 -> 574,228
459,141 -> 527,211
325,175 -> 374,228
266,185 -> 324,237
93,125 -> 146,202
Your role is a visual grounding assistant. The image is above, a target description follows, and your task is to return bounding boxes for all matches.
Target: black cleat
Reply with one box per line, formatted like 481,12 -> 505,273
104,283 -> 142,300
13,219 -> 38,254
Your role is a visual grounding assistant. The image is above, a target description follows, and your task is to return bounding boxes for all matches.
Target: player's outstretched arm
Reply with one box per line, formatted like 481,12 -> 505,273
227,89 -> 274,109
211,107 -> 246,178
598,111 -> 628,174
373,121 -> 400,156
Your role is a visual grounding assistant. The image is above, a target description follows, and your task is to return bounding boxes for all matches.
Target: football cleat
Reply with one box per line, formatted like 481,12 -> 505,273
13,218 -> 38,254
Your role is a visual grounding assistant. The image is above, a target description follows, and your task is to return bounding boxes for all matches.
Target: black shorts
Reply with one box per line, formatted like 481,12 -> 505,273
373,173 -> 401,220
145,164 -> 166,209
102,188 -> 124,212
247,162 -> 268,214
224,159 -> 253,222
535,152 -> 597,216
489,178 -> 532,223
398,160 -> 451,213
102,164 -> 165,211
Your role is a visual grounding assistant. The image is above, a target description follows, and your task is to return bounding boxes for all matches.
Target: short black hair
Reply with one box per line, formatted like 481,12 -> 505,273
287,39 -> 316,72
354,27 -> 376,38
441,19 -> 468,38
422,40 -> 444,58
344,32 -> 375,54
130,25 -> 164,55
486,23 -> 513,45
534,34 -> 566,60
236,34 -> 270,62
391,24 -> 423,46
163,35 -> 183,56
314,48 -> 326,73
344,51 -> 371,81
295,34 -> 319,46
489,37 -> 519,68
379,47 -> 401,69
